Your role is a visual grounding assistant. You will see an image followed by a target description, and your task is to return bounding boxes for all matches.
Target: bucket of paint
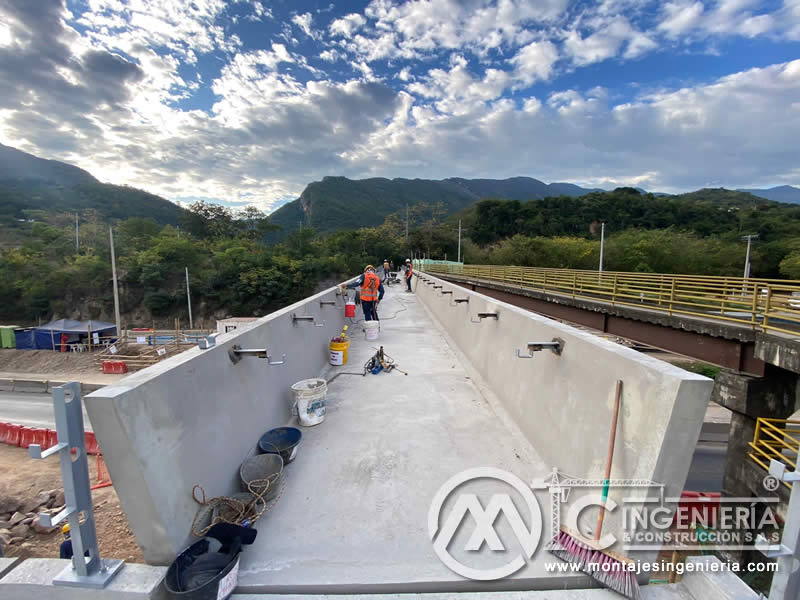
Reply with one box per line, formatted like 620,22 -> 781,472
364,320 -> 380,341
329,336 -> 350,365
240,453 -> 283,501
258,427 -> 302,464
165,536 -> 241,600
344,299 -> 356,318
291,378 -> 328,426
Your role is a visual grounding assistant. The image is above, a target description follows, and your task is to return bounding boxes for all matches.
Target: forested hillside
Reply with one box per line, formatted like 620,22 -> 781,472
266,175 -> 603,236
0,144 -> 185,230
4,187 -> 800,327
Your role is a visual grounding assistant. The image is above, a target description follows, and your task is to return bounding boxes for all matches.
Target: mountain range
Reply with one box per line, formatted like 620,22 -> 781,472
0,143 -> 185,226
2,142 -> 799,235
737,185 -> 800,204
266,175 -> 608,235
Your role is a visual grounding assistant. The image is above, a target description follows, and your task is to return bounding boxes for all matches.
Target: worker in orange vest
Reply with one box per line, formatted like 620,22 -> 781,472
342,265 -> 384,321
404,258 -> 413,292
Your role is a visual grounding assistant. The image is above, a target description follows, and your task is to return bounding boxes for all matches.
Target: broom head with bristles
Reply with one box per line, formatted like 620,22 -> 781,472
548,526 -> 642,600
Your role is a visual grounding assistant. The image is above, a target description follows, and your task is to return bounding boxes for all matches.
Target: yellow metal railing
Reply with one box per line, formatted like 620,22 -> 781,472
422,263 -> 800,336
749,418 -> 800,488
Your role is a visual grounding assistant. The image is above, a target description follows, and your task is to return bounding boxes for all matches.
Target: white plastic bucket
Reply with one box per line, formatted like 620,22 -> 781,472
291,378 -> 327,426
364,321 -> 380,341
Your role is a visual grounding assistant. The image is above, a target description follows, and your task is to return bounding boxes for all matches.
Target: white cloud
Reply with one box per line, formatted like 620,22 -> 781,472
291,12 -> 315,38
564,18 -> 651,66
329,13 -> 367,38
658,2 -> 705,37
509,40 -> 559,86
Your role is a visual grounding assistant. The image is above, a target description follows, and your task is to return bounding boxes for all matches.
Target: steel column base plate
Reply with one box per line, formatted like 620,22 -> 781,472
53,559 -> 125,589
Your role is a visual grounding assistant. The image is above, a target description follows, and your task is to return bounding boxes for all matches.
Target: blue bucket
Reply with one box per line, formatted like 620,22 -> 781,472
258,427 -> 302,464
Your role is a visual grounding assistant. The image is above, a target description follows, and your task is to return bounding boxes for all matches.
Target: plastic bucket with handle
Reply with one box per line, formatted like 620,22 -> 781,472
329,338 -> 350,365
291,378 -> 328,426
344,300 -> 356,318
364,321 -> 379,341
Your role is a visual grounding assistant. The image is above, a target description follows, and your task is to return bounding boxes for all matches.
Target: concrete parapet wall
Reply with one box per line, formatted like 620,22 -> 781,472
415,273 -> 713,557
85,286 -> 347,564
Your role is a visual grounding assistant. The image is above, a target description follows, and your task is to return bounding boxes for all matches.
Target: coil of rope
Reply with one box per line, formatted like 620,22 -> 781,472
190,473 -> 285,537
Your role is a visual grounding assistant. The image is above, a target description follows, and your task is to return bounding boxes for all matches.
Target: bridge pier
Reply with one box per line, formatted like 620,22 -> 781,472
714,365 -> 799,502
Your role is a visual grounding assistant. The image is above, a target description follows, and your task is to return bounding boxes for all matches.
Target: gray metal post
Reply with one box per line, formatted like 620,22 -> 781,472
457,219 -> 461,263
599,222 -> 605,273
185,266 -> 193,329
28,382 -> 124,587
109,227 -> 121,336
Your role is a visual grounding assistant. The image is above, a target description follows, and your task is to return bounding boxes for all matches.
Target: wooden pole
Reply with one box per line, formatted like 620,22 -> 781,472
595,379 -> 622,541
50,328 -> 55,352
88,323 -> 92,352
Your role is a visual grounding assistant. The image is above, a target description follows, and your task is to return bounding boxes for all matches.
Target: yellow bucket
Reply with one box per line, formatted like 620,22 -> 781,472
329,338 -> 350,366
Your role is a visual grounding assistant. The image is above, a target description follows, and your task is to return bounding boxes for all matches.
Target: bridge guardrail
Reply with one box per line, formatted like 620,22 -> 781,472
421,264 -> 800,336
749,418 -> 800,488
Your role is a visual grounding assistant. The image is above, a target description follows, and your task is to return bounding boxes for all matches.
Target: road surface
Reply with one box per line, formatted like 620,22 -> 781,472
0,391 -> 93,431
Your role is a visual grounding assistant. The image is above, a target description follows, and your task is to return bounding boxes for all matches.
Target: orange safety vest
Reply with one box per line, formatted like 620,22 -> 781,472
406,264 -> 413,278
360,271 -> 380,302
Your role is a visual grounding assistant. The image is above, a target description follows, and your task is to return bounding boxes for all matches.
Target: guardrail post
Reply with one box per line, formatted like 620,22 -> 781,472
750,281 -> 759,329
611,273 -> 618,305
572,272 -> 577,299
763,284 -> 773,332
669,277 -> 675,317
658,275 -> 665,306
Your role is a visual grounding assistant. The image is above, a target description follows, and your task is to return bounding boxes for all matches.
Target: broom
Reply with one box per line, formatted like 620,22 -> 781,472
549,380 -> 642,600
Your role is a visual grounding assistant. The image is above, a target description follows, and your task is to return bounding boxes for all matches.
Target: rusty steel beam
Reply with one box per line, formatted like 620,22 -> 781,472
446,278 -> 766,376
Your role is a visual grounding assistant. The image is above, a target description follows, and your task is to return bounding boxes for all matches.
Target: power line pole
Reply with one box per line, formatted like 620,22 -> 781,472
599,222 -> 606,273
742,234 -> 758,279
109,227 -> 121,336
457,219 -> 462,263
405,203 -> 409,243
75,213 -> 79,252
185,267 -> 193,329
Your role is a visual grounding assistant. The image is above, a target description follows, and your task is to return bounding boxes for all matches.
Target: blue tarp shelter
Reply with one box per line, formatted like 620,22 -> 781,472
14,328 -> 35,350
32,319 -> 117,350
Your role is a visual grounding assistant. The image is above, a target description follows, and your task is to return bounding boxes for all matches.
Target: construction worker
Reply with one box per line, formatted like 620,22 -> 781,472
59,523 -> 74,559
343,265 -> 384,321
404,258 -> 413,292
59,523 -> 89,559
383,259 -> 390,282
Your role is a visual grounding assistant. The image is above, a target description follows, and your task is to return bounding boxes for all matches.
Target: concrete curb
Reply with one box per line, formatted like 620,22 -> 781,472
0,379 -> 104,394
0,557 -> 22,581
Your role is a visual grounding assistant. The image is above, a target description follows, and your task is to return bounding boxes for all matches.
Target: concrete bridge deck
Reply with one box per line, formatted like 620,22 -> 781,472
80,273 -> 712,596
237,286 -> 575,593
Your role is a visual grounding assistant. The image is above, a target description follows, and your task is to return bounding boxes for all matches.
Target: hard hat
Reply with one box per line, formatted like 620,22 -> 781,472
406,258 -> 411,263
62,523 -> 70,534
365,265 -> 375,272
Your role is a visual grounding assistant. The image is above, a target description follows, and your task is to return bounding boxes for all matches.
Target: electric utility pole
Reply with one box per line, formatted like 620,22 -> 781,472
75,213 -> 79,252
405,203 -> 409,243
742,234 -> 758,279
185,267 -> 193,329
599,222 -> 606,273
109,227 -> 121,336
458,219 -> 462,263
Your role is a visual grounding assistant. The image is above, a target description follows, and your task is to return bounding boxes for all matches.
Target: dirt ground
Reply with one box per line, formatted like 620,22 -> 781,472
0,443 -> 143,563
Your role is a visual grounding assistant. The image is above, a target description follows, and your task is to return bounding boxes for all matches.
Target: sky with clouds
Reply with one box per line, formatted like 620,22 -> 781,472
0,0 -> 798,212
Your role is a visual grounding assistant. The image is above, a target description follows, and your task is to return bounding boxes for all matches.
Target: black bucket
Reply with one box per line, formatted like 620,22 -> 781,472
165,538 -> 240,600
258,426 -> 302,464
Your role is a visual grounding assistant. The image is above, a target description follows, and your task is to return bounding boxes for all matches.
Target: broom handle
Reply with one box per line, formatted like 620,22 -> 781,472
595,379 -> 622,542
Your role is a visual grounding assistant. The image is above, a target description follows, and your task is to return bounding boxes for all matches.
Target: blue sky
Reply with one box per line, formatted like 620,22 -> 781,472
0,0 -> 798,211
